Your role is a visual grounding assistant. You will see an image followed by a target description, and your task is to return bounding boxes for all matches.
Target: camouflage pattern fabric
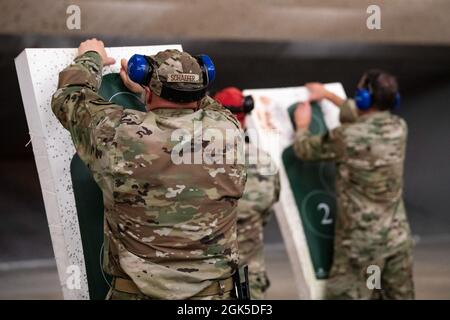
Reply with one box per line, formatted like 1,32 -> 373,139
293,100 -> 414,300
106,287 -> 233,300
325,240 -> 414,299
149,49 -> 204,96
237,143 -> 280,299
52,51 -> 247,300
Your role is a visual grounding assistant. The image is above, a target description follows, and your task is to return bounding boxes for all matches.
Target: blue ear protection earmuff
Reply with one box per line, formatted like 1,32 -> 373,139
128,54 -> 153,86
354,88 -> 373,110
393,92 -> 401,109
355,79 -> 401,111
355,89 -> 401,110
196,54 -> 216,83
127,53 -> 215,103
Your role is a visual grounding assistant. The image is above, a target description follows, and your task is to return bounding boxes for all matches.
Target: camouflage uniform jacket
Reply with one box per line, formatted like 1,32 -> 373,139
293,100 -> 412,261
237,143 -> 280,264
51,51 -> 247,299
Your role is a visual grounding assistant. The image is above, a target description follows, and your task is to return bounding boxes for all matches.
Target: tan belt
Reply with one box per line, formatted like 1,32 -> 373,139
113,276 -> 234,298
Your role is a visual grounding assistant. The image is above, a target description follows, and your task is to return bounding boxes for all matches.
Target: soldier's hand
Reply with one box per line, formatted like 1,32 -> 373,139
294,101 -> 312,130
306,82 -> 328,101
119,58 -> 145,94
78,38 -> 116,66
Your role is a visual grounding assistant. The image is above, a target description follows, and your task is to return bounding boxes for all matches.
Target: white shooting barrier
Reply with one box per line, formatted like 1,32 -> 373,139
15,44 -> 183,300
244,84 -> 347,299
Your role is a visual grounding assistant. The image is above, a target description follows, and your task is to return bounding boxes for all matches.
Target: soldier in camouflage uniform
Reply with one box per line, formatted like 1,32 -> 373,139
51,39 -> 246,300
293,71 -> 414,299
214,87 -> 280,299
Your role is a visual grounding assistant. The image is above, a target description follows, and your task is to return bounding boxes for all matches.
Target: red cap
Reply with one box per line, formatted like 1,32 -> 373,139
213,87 -> 245,126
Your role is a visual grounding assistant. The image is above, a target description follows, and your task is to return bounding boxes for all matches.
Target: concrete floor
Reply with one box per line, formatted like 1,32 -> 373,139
1,238 -> 449,300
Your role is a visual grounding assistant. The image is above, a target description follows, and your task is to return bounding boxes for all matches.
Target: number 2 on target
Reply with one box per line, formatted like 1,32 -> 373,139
317,203 -> 332,225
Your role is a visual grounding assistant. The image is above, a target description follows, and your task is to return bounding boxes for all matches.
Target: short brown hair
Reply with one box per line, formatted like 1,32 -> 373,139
360,69 -> 399,111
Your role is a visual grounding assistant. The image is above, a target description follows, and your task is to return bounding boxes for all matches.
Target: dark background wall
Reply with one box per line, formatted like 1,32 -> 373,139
1,34 -> 449,261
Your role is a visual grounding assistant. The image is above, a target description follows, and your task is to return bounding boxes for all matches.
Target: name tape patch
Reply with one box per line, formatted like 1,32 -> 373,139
167,73 -> 200,83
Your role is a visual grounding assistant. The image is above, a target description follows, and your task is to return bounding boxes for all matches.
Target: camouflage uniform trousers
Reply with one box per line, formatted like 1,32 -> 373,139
325,243 -> 415,300
106,289 -> 234,300
244,248 -> 270,300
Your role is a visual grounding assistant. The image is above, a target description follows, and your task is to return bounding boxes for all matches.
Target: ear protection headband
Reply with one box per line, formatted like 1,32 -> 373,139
223,95 -> 255,114
355,74 -> 401,110
127,53 -> 216,103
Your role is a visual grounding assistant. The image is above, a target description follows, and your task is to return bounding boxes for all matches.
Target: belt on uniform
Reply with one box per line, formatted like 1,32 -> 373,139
113,276 -> 235,298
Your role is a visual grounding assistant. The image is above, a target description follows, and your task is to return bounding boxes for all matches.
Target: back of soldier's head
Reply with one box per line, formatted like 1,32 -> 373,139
128,49 -> 212,106
360,69 -> 399,111
149,49 -> 205,99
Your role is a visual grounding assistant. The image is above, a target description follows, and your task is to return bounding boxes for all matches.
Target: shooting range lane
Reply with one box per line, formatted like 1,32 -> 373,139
14,45 -> 182,299
244,84 -> 346,298
3,36 -> 450,299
